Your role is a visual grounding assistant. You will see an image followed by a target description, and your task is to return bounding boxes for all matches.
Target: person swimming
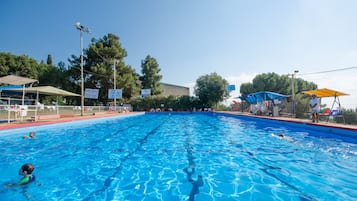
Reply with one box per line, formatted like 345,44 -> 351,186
272,133 -> 294,142
5,164 -> 35,188
22,132 -> 36,139
17,164 -> 36,185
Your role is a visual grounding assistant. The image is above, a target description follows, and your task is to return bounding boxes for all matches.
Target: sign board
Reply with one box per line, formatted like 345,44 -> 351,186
108,89 -> 122,99
85,88 -> 99,99
226,85 -> 236,91
141,89 -> 151,98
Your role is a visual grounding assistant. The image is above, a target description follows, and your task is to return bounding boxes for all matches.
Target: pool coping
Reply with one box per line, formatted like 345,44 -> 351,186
216,111 -> 357,133
0,112 -> 144,131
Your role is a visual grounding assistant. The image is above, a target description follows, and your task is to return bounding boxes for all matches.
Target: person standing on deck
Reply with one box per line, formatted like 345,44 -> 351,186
309,94 -> 320,123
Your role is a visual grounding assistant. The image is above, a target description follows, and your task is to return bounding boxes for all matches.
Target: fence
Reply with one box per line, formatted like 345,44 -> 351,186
0,103 -> 132,123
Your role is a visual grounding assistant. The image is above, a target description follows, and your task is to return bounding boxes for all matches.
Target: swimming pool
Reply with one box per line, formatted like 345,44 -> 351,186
0,113 -> 356,200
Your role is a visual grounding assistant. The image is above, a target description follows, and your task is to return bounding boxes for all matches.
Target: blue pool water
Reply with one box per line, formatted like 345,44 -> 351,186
0,113 -> 356,201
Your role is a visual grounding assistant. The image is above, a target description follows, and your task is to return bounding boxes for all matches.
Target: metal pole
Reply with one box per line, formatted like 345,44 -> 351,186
291,74 -> 295,116
7,97 -> 10,123
56,96 -> 59,115
35,91 -> 39,117
80,30 -> 84,116
291,70 -> 299,117
22,84 -> 25,105
113,59 -> 117,112
75,22 -> 91,116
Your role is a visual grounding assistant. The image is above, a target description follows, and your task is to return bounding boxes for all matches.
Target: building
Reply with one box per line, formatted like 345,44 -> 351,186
160,82 -> 190,97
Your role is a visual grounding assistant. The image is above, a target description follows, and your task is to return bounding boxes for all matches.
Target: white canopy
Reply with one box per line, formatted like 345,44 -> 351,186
0,75 -> 38,85
8,86 -> 80,97
0,75 -> 38,105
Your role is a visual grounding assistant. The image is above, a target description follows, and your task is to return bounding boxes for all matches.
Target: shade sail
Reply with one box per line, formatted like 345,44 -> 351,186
239,91 -> 287,104
302,88 -> 348,98
0,75 -> 38,85
8,86 -> 80,97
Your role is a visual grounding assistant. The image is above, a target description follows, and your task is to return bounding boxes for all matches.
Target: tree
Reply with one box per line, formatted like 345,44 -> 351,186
0,53 -> 10,75
46,54 -> 53,65
239,83 -> 254,96
240,72 -> 290,95
140,55 -> 162,95
68,33 -> 139,105
0,51 -> 70,87
0,52 -> 40,79
240,72 -> 317,96
194,72 -> 229,107
38,63 -> 67,88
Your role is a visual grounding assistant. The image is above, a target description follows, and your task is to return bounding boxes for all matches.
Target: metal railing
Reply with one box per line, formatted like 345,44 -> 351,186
0,104 -> 132,123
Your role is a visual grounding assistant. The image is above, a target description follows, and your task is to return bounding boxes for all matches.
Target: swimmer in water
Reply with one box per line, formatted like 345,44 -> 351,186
272,133 -> 294,142
17,164 -> 36,185
5,164 -> 36,187
22,132 -> 36,139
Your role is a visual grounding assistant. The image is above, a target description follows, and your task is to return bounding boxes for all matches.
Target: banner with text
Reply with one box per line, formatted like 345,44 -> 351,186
226,84 -> 236,91
141,89 -> 151,98
108,89 -> 122,99
84,88 -> 99,99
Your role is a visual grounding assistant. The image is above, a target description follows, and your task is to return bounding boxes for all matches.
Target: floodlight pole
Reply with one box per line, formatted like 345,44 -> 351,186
75,22 -> 91,116
291,70 -> 299,117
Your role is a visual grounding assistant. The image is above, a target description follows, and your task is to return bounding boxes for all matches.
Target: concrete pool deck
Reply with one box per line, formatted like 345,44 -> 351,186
0,111 -> 356,133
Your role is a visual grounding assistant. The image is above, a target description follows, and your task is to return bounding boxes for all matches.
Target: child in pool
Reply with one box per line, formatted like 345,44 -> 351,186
5,164 -> 35,187
17,164 -> 36,185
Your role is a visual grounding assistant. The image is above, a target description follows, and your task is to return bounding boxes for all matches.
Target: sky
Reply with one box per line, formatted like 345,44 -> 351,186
1,0 -> 357,109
